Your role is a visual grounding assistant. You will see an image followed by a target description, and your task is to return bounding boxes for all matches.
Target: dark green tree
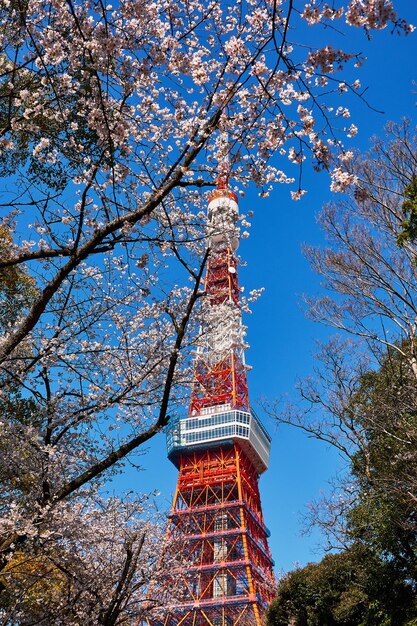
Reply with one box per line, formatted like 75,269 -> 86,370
398,176 -> 417,248
268,343 -> 417,625
267,545 -> 414,626
345,346 -> 417,592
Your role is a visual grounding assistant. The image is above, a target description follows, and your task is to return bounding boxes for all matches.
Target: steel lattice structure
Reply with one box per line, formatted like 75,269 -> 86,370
152,168 -> 275,626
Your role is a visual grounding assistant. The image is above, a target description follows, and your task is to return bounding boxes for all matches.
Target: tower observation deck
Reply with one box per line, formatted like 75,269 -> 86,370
156,166 -> 276,626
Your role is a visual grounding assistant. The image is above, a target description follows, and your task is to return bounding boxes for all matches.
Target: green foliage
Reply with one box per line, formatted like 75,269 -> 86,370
0,228 -> 39,431
269,346 -> 417,626
346,348 -> 417,589
0,227 -> 37,329
267,545 -> 413,626
397,176 -> 417,247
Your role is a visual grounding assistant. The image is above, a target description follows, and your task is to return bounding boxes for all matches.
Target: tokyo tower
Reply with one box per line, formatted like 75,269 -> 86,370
159,164 -> 275,625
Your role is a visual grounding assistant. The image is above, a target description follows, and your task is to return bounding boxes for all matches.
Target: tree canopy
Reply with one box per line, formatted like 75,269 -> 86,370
268,344 -> 417,623
267,544 -> 414,626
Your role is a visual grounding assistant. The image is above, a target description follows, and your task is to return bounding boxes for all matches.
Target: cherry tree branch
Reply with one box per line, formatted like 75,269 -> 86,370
52,248 -> 208,502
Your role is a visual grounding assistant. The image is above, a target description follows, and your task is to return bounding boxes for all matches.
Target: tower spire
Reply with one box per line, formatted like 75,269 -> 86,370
216,131 -> 230,190
189,152 -> 247,415
216,160 -> 229,190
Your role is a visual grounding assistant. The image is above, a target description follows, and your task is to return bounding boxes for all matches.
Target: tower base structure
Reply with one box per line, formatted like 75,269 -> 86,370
158,410 -> 275,626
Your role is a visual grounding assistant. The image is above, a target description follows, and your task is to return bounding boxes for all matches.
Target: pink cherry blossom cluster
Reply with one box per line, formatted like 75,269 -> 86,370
330,166 -> 358,192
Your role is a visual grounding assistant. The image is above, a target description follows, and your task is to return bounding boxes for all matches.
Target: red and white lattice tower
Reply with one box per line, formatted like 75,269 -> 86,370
159,163 -> 276,626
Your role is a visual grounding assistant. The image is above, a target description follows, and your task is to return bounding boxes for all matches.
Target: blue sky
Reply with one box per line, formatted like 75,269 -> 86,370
117,2 -> 417,575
